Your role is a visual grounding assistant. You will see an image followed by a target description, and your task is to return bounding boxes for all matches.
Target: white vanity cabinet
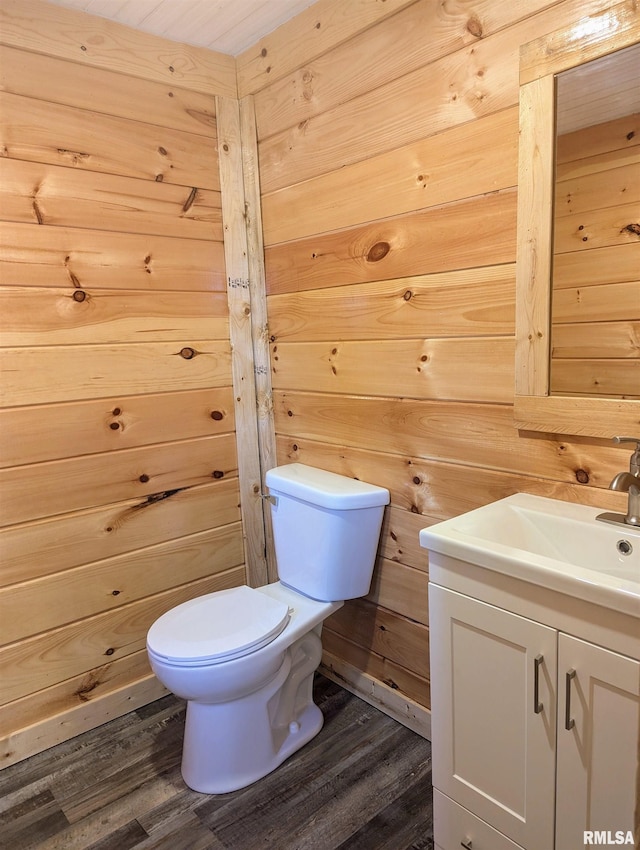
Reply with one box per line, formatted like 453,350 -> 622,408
429,581 -> 639,850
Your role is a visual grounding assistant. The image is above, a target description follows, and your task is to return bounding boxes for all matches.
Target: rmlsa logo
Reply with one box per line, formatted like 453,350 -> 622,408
583,832 -> 635,845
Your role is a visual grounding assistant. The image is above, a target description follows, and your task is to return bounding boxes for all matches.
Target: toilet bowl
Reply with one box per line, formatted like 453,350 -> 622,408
148,582 -> 341,793
146,463 -> 389,794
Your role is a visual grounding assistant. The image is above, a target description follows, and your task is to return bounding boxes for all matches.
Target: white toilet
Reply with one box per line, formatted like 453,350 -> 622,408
146,463 -> 390,794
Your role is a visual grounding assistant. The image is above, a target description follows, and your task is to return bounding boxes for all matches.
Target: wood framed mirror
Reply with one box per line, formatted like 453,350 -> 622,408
514,2 -> 640,437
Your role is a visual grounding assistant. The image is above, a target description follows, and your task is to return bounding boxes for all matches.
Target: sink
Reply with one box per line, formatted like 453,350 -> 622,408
419,493 -> 640,617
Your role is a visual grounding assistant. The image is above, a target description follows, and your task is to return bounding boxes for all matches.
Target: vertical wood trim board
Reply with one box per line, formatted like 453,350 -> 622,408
515,74 -> 555,398
216,95 -> 269,588
239,95 -> 278,582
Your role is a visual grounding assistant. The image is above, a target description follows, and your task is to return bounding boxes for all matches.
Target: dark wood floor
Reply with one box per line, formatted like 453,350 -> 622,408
0,675 -> 433,850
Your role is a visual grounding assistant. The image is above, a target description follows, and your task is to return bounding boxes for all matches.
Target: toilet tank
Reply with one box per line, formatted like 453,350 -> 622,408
265,463 -> 390,602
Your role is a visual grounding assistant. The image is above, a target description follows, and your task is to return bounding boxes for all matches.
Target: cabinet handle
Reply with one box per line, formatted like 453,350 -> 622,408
534,654 -> 544,714
461,840 -> 473,850
565,668 -> 576,730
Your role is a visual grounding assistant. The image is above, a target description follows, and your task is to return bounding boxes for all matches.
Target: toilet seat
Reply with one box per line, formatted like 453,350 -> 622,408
147,585 -> 290,666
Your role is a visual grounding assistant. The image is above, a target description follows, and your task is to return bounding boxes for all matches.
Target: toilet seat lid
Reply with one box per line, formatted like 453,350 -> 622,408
147,586 -> 290,664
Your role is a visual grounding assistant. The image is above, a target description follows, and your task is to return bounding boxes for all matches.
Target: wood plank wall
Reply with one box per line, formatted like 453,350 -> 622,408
552,114 -> 640,398
1,0 -> 638,766
241,0 -> 636,723
0,0 -> 245,766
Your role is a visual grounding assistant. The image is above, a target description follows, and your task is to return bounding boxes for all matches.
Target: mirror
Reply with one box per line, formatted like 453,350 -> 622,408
514,2 -> 640,436
551,43 -> 640,399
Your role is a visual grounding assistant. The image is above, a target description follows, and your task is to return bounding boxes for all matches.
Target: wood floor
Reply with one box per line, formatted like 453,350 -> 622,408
0,675 -> 433,850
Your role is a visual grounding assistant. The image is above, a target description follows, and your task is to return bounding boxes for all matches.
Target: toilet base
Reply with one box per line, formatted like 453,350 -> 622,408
181,630 -> 324,794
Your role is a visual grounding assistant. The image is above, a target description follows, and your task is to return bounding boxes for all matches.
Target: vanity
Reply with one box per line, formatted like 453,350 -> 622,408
420,494 -> 640,850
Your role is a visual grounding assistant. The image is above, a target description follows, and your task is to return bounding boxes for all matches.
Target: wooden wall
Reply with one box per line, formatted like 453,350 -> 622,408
0,0 -> 246,766
240,0 -> 636,729
552,114 -> 640,398
1,0 -> 637,764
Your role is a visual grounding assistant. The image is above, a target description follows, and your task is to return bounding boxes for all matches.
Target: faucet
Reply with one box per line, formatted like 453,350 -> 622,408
597,436 -> 640,527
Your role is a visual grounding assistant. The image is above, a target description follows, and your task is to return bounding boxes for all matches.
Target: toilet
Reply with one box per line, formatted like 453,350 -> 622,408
146,463 -> 390,794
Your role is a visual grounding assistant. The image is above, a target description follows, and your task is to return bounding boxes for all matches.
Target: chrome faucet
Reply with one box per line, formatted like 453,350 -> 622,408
597,436 -> 640,527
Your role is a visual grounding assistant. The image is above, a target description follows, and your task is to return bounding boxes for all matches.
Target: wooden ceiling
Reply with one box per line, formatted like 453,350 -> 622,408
45,0 -> 318,55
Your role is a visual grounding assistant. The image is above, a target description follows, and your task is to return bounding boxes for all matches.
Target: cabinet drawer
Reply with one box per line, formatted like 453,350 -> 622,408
433,789 -> 523,850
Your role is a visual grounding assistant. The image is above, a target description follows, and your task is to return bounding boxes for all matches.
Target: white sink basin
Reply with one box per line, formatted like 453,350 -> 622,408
419,493 -> 640,618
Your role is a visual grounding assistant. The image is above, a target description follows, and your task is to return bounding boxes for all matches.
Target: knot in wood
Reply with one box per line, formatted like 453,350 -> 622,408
366,241 -> 390,263
180,347 -> 196,359
210,410 -> 224,421
466,15 -> 483,37
73,290 -> 87,302
575,469 -> 590,484
182,187 -> 197,212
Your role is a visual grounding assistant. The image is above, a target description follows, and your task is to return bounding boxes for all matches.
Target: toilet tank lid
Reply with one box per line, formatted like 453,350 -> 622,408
265,463 -> 390,510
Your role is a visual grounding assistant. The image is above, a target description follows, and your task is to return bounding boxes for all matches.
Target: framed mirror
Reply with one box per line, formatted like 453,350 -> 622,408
514,2 -> 640,436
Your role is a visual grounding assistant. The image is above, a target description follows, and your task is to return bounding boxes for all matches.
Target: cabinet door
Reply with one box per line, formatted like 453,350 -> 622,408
429,585 -> 557,850
556,634 -> 640,850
